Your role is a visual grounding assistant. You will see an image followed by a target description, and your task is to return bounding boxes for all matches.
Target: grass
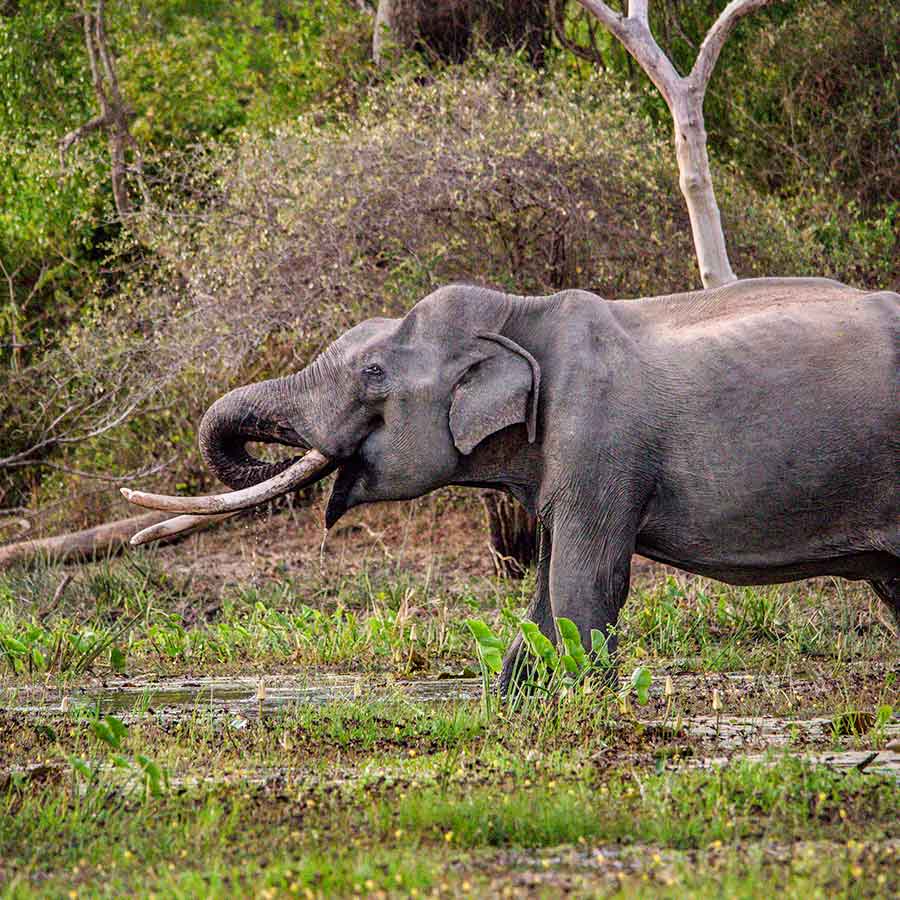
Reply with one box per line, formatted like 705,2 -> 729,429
1,739 -> 896,897
0,508 -> 898,897
0,555 -> 893,688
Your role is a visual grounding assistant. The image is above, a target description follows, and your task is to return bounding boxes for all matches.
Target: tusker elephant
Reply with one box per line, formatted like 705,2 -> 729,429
125,277 -> 899,688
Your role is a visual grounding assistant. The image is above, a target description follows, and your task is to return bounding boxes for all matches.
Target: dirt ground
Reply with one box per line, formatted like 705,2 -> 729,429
1,497 -> 898,897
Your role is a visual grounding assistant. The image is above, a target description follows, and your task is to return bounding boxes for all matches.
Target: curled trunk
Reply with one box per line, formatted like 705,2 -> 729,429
198,378 -> 308,490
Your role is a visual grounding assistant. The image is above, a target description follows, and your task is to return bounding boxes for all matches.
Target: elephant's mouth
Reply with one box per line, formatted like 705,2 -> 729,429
325,456 -> 366,529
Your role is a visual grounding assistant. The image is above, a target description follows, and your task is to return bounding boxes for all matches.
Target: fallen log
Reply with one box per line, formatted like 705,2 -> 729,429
0,510 -> 230,570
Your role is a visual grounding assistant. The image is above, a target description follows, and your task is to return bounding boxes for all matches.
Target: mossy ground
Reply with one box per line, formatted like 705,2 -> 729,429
1,498 -> 898,898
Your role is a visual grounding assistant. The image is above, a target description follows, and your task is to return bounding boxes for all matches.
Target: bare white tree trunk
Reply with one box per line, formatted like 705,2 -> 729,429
575,0 -> 778,288
373,0 -> 398,67
671,90 -> 735,286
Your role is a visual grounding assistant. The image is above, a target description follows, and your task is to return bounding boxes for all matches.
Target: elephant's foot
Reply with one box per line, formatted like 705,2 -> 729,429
498,632 -> 620,698
498,633 -> 534,696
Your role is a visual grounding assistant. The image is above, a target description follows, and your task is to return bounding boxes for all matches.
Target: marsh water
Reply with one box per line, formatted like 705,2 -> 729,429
3,672 -> 898,778
2,673 -> 483,717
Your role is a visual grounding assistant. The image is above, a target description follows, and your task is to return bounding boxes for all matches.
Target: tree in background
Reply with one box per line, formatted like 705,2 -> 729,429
59,0 -> 145,223
573,0 -> 778,288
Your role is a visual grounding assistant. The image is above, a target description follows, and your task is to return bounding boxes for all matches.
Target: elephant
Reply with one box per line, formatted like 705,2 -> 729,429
128,277 -> 899,688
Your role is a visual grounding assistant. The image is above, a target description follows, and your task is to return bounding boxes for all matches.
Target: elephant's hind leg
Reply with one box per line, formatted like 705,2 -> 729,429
869,577 -> 900,628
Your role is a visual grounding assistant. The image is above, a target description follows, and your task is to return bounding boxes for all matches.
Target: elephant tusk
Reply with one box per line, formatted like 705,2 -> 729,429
130,511 -> 237,546
120,449 -> 331,515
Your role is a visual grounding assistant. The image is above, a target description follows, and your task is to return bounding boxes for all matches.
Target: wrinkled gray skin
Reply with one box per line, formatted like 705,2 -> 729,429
199,278 -> 899,688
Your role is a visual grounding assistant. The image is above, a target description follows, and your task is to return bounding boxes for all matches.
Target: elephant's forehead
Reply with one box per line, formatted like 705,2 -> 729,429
332,317 -> 400,356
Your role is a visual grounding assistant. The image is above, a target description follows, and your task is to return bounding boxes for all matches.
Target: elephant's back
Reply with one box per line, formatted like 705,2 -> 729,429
638,276 -> 870,329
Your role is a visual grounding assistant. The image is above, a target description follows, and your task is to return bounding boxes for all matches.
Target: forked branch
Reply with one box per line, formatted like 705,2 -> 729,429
691,0 -> 775,91
58,0 -> 146,221
574,0 -> 779,288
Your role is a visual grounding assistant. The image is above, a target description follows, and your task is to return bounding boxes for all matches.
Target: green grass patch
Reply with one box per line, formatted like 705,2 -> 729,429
375,757 -> 898,850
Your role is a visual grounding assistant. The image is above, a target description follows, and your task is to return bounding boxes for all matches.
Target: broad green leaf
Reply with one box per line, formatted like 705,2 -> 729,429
561,653 -> 579,675
105,715 -> 128,742
591,628 -> 611,668
630,666 -> 652,705
137,755 -> 166,796
91,720 -> 120,749
465,619 -> 505,651
69,756 -> 93,779
520,622 -> 558,670
479,646 -> 503,674
3,636 -> 27,654
557,618 -> 588,668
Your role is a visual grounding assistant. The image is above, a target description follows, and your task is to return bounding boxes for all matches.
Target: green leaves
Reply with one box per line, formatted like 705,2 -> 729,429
73,712 -> 168,800
91,715 -> 128,751
110,645 -> 127,673
466,619 -> 504,674
69,755 -> 94,780
591,628 -> 612,670
520,621 -> 558,671
558,617 -> 589,672
136,754 -> 167,798
0,607 -> 144,677
628,666 -> 653,706
465,615 -> 620,714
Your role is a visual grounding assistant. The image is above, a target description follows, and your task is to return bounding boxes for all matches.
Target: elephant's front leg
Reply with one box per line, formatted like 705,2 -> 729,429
498,525 -> 554,693
547,510 -> 635,677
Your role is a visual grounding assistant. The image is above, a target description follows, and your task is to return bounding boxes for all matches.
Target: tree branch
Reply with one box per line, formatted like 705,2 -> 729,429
550,0 -> 606,67
574,0 -> 627,39
690,0 -> 777,92
57,1 -> 145,220
628,0 -> 648,26
0,511 -> 217,570
58,113 -> 106,167
575,0 -> 680,102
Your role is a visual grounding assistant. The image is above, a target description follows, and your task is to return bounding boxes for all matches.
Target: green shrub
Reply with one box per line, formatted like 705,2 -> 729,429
0,57 -> 874,528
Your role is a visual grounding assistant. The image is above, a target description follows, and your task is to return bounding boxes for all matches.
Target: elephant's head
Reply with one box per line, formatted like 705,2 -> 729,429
198,285 -> 542,526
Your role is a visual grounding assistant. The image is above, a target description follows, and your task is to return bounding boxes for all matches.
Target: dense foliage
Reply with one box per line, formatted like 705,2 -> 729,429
0,0 -> 897,533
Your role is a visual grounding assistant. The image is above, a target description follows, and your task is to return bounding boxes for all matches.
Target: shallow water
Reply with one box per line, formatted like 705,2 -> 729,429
3,674 -> 897,778
3,673 -> 483,717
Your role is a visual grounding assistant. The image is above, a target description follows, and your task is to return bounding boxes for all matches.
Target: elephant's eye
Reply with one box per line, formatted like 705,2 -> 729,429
361,363 -> 385,381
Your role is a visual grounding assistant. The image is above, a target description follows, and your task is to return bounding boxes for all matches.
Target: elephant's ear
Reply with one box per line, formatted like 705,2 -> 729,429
449,333 -> 541,455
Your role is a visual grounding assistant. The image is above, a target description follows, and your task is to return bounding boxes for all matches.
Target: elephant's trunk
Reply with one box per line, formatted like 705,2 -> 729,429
198,377 -> 312,491
120,366 -> 338,538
